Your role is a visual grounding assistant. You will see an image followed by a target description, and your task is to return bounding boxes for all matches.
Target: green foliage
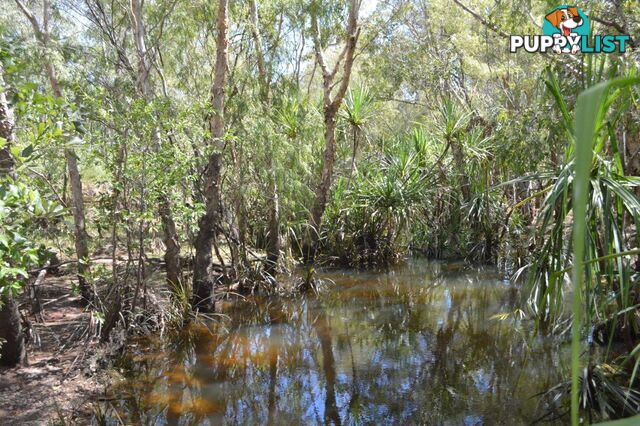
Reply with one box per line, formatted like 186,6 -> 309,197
598,415 -> 640,426
539,363 -> 640,423
321,133 -> 430,266
517,72 -> 640,423
341,83 -> 378,130
0,181 -> 61,297
523,75 -> 640,325
570,77 -> 640,425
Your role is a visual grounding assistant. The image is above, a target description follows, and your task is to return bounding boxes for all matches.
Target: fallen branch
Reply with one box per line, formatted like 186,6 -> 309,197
42,294 -> 73,307
28,256 -> 126,274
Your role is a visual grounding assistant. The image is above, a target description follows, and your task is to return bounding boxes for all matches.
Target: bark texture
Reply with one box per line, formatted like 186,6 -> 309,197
65,146 -> 93,301
0,293 -> 25,366
193,0 -> 228,309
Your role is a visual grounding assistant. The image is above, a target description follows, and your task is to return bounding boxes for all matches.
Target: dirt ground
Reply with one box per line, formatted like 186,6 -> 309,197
0,276 -> 107,425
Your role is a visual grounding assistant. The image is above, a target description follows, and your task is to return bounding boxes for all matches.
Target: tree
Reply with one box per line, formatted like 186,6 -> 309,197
249,0 -> 280,278
192,0 -> 229,309
129,0 -> 182,290
0,61 -> 24,366
305,0 -> 361,262
14,0 -> 93,302
0,63 -> 16,182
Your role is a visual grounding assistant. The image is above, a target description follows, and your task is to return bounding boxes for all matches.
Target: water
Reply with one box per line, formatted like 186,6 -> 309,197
104,260 -> 567,425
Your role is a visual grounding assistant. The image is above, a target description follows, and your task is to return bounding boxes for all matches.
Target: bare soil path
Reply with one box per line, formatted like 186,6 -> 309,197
0,276 -> 106,425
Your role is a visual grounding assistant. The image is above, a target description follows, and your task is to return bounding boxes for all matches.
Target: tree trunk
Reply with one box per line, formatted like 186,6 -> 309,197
0,66 -> 16,180
249,0 -> 280,277
0,63 -> 25,366
304,0 -> 360,262
15,0 -> 93,302
160,200 -> 181,288
192,159 -> 221,308
451,141 -> 470,203
265,173 -> 280,276
130,0 -> 182,290
0,294 -> 25,366
65,146 -> 93,301
193,0 -> 228,309
249,0 -> 268,99
307,111 -> 338,258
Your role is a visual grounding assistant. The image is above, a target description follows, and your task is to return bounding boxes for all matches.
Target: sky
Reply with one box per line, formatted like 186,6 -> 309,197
361,0 -> 379,19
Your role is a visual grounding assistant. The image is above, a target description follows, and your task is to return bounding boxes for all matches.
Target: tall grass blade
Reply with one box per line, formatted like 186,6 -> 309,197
571,77 -> 640,425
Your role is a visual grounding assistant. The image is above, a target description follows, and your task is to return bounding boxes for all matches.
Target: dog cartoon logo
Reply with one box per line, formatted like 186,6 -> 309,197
543,5 -> 590,53
510,5 -> 629,54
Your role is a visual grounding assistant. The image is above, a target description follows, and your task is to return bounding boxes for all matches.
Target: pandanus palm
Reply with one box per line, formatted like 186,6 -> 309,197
517,70 -> 640,423
432,98 -> 473,254
341,84 -> 378,184
522,72 -> 640,329
323,136 -> 429,266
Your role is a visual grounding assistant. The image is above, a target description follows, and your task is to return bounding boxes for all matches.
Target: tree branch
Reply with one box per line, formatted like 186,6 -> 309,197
590,16 -> 634,47
14,0 -> 43,39
451,0 -> 509,38
331,0 -> 361,110
311,2 -> 330,80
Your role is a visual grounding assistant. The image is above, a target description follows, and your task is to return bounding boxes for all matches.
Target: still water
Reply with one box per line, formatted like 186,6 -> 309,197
105,260 -> 567,425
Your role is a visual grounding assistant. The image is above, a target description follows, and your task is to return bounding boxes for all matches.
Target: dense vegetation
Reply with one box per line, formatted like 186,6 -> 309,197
1,0 -> 639,423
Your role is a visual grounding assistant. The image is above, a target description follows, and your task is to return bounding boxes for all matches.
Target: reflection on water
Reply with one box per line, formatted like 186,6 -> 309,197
105,260 -> 567,425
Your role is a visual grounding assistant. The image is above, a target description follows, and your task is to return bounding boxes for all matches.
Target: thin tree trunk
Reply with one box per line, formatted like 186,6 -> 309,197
193,0 -> 228,309
15,0 -> 93,302
265,174 -> 280,276
0,67 -> 16,181
452,141 -> 470,203
347,126 -> 358,189
308,114 -> 339,244
304,0 -> 361,263
0,68 -> 16,180
65,146 -> 93,301
129,0 -> 182,290
249,0 -> 280,277
0,63 -> 25,366
249,0 -> 268,99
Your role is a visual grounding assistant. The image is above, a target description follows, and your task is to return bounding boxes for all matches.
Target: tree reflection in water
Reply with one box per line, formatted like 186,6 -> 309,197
103,260 -> 566,425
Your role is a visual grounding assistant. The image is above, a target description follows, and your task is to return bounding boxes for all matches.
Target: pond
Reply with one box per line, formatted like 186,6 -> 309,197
103,259 -> 568,425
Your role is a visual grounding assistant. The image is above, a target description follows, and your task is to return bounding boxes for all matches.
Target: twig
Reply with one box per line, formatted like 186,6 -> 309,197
451,0 -> 509,38
42,293 -> 73,307
26,166 -> 67,207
